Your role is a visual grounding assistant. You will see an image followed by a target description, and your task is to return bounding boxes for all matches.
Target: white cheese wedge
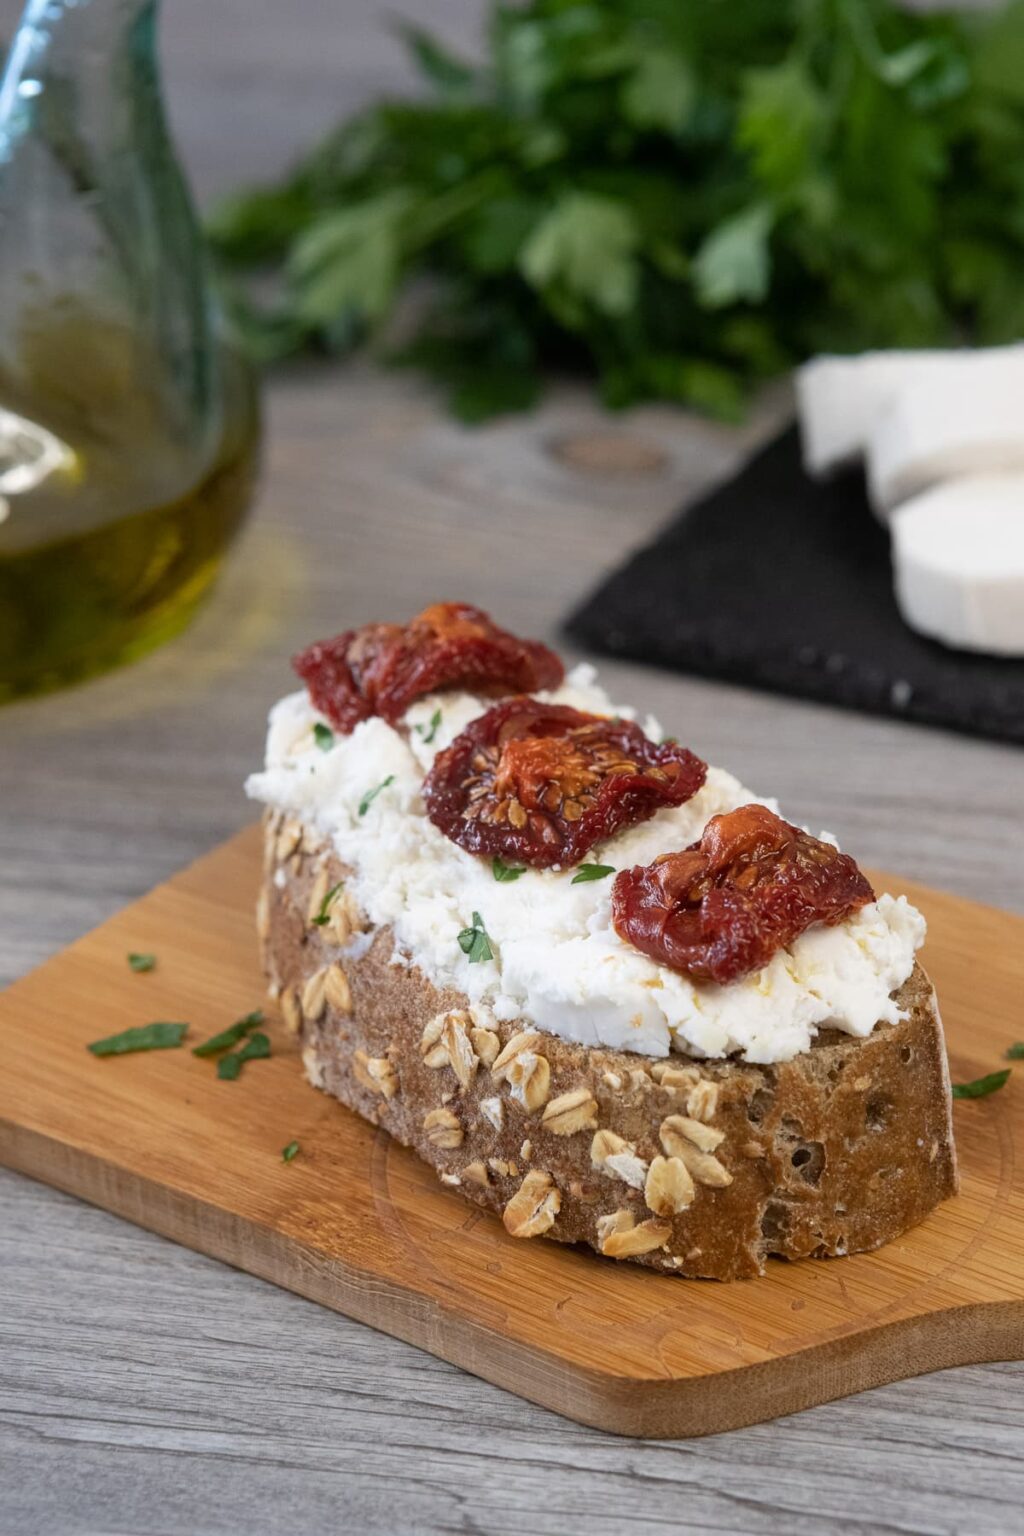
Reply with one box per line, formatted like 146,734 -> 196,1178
867,370 -> 1024,516
796,344 -> 1024,479
892,475 -> 1024,655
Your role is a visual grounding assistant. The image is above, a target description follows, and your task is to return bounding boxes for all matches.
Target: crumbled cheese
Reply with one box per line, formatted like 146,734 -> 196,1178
246,666 -> 925,1065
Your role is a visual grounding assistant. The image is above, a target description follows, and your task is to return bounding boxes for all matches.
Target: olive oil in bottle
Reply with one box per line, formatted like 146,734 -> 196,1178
0,0 -> 261,703
0,309 -> 259,702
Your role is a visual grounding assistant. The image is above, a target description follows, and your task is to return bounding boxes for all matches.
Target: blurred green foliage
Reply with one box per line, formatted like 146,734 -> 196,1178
209,0 -> 1024,421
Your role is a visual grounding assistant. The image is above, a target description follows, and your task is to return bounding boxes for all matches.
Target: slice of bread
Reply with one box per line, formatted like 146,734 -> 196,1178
259,811 -> 958,1281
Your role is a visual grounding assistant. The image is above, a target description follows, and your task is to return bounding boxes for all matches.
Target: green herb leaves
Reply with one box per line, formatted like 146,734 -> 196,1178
457,911 -> 494,964
952,1044 -> 1020,1096
127,952 -> 156,972
313,722 -> 335,751
520,192 -> 640,320
192,1010 -> 265,1058
217,1032 -> 271,1081
88,1022 -> 188,1056
620,49 -> 694,135
192,1010 -> 270,1078
208,1 -> 1024,422
89,1004 -> 271,1078
417,708 -> 442,745
359,775 -> 395,816
692,203 -> 774,310
952,1069 -> 1011,1100
571,863 -> 615,884
291,189 -> 412,332
492,855 -> 526,883
281,1140 -> 300,1163
311,880 -> 345,926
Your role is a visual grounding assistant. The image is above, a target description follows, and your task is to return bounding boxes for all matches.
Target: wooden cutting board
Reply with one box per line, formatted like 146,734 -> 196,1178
1,824 -> 1021,1438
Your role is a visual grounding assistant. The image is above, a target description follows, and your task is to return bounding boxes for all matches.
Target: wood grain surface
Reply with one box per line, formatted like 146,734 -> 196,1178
2,824 -> 1023,1444
1,0 -> 1022,1531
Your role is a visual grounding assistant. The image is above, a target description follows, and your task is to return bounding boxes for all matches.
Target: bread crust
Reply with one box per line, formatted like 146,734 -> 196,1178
260,811 -> 958,1280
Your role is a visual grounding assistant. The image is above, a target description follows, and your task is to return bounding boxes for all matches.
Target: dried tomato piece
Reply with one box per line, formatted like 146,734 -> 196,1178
612,803 -> 874,984
292,623 -> 397,734
424,698 -> 707,868
292,602 -> 564,733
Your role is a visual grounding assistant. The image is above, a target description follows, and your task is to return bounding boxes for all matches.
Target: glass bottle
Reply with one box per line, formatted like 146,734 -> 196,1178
0,0 -> 260,702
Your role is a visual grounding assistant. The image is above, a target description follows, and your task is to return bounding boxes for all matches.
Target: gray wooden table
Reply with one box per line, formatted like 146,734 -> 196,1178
2,4 -> 1023,1533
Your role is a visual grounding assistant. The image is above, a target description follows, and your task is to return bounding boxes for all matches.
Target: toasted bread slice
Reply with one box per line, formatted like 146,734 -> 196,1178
260,812 -> 958,1281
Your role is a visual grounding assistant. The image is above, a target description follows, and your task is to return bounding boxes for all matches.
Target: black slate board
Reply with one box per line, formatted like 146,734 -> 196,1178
566,425 -> 1024,746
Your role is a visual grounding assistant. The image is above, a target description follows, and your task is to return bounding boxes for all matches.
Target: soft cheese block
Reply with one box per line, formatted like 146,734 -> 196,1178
867,372 -> 1024,516
796,344 -> 1024,480
892,475 -> 1024,655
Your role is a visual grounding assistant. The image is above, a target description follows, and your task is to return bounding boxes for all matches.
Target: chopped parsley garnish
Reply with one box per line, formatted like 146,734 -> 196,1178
281,1140 -> 300,1163
492,855 -> 526,883
313,722 -> 335,752
88,1022 -> 188,1056
127,952 -> 156,972
457,911 -> 493,964
217,1031 -> 271,1081
358,775 -> 395,816
571,862 -> 615,884
952,1069 -> 1011,1100
192,1010 -> 264,1058
1006,1043 -> 1024,1060
417,708 -> 442,745
311,880 -> 345,926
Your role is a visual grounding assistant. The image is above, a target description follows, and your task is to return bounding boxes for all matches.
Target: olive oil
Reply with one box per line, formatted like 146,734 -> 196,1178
0,316 -> 259,703
0,0 -> 261,701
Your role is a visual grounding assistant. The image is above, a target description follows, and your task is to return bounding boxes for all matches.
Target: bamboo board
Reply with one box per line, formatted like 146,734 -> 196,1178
1,825 -> 1021,1438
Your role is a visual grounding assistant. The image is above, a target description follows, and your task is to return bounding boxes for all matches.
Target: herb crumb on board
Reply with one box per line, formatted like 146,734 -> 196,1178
952,1069 -> 1011,1100
217,1032 -> 271,1081
192,1010 -> 264,1058
88,1022 -> 188,1056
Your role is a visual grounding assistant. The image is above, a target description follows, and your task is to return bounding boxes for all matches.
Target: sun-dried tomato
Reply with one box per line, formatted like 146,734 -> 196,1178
611,803 -> 874,984
423,698 -> 707,868
292,603 -> 564,733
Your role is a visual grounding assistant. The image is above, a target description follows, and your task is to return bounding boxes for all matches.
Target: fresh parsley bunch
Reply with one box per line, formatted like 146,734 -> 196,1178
209,0 -> 1024,422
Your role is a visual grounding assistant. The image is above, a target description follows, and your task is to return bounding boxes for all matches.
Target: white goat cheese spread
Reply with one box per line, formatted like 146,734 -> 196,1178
246,665 -> 925,1065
